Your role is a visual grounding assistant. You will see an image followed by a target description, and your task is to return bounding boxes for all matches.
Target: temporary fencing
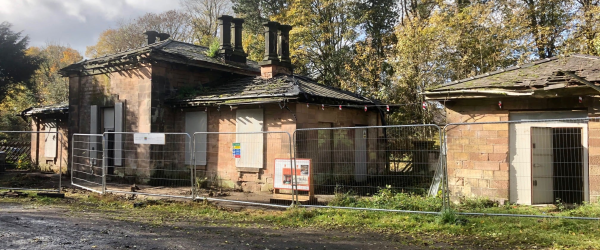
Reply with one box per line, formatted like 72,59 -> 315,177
293,125 -> 446,212
65,117 -> 600,220
0,131 -> 65,193
102,132 -> 193,199
192,131 -> 294,207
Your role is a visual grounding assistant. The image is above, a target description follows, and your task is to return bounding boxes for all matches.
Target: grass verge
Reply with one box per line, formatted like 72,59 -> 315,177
2,190 -> 600,249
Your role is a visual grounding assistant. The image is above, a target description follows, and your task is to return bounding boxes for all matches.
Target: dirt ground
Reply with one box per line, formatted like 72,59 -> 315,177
0,201 -> 461,250
0,170 -> 62,190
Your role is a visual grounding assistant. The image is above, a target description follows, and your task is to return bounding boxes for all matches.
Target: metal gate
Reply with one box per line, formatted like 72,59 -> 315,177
71,134 -> 103,193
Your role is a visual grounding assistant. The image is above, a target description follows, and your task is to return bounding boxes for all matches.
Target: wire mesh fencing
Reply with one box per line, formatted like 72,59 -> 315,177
71,134 -> 103,193
0,131 -> 65,193
102,132 -> 193,198
192,131 -> 294,207
293,125 -> 445,212
443,117 -> 594,211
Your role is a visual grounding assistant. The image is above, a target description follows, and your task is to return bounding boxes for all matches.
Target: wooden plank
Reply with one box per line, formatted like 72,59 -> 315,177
272,194 -> 312,202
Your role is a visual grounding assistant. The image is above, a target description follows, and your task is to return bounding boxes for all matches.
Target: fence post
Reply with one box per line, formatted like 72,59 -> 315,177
58,132 -> 62,193
190,133 -> 195,200
70,133 -> 74,188
443,126 -> 451,210
102,133 -> 107,195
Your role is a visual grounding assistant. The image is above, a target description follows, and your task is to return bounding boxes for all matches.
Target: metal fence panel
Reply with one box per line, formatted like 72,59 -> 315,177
71,134 -> 103,193
0,131 -> 64,193
103,132 -> 193,198
293,125 -> 444,212
192,131 -> 293,208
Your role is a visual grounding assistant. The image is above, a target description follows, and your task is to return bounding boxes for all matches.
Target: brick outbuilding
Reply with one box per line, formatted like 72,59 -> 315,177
424,54 -> 600,205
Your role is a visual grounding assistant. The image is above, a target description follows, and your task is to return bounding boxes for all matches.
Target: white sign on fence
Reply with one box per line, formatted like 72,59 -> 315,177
133,133 -> 166,145
273,158 -> 311,191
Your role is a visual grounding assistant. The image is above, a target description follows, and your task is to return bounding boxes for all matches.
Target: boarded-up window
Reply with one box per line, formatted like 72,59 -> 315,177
44,126 -> 57,158
236,109 -> 263,169
90,105 -> 99,165
185,111 -> 207,165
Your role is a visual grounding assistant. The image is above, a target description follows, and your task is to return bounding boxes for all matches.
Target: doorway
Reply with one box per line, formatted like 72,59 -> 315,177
531,127 -> 584,204
103,108 -> 115,175
354,126 -> 367,182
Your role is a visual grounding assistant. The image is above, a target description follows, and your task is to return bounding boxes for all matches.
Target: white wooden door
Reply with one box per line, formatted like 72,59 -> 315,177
354,128 -> 367,182
531,127 -> 554,204
236,109 -> 263,169
44,127 -> 57,158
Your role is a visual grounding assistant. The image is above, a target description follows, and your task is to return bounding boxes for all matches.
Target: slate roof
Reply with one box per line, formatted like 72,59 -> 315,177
170,75 -> 374,105
428,54 -> 600,92
20,103 -> 69,117
60,39 -> 260,75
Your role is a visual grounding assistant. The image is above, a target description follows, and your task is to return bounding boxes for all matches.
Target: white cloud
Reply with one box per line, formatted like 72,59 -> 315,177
0,0 -> 180,55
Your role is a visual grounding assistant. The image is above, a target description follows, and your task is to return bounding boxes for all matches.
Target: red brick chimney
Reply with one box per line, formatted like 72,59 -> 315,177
259,22 -> 293,78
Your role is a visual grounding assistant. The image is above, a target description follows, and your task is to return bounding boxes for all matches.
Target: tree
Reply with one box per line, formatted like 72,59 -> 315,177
273,0 -> 359,87
339,0 -> 398,99
86,10 -> 195,58
565,0 -> 600,55
27,43 -> 83,105
520,0 -> 573,59
0,83 -> 36,131
181,0 -> 233,46
0,22 -> 40,94
232,0 -> 289,62
232,0 -> 289,34
0,22 -> 39,131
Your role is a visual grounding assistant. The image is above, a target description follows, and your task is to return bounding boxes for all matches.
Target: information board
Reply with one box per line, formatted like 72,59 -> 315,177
133,133 -> 165,145
274,158 -> 311,191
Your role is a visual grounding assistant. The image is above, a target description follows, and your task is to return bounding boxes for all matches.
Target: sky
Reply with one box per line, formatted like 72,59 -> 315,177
0,0 -> 179,55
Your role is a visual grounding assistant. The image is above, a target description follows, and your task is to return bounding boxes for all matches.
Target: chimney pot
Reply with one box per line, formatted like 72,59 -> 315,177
261,21 -> 280,62
278,25 -> 292,66
144,30 -> 159,45
218,15 -> 233,51
157,33 -> 170,41
231,18 -> 245,54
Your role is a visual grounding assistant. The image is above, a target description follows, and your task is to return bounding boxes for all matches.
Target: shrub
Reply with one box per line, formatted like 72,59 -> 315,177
206,39 -> 220,58
328,186 -> 443,212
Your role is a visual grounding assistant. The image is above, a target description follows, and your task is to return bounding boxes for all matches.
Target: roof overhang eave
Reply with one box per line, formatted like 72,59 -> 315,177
422,89 -> 534,100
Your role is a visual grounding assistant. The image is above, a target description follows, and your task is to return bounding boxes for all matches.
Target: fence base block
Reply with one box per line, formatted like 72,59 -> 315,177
37,192 -> 65,198
270,194 -> 317,205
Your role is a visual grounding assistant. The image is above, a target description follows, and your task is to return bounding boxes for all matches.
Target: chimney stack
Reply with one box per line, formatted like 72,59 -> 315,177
259,22 -> 293,79
217,15 -> 247,64
262,21 -> 279,63
144,30 -> 159,45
